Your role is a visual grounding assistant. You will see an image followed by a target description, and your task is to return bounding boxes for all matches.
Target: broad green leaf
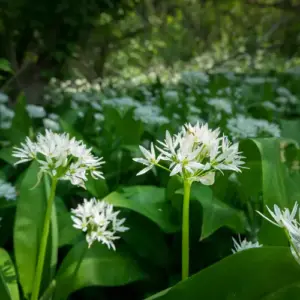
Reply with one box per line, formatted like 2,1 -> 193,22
0,248 -> 19,300
122,212 -> 169,267
189,184 -> 245,240
262,284 -> 300,300
56,197 -> 81,247
85,175 -> 109,199
0,148 -> 17,166
148,247 -> 300,300
14,162 -> 58,297
103,186 -> 179,233
251,138 -> 289,245
0,59 -> 13,73
0,272 -> 11,300
54,241 -> 147,300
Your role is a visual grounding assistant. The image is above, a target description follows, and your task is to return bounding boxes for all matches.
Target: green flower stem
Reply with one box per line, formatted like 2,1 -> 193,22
284,228 -> 300,261
155,163 -> 171,172
182,180 -> 191,281
31,177 -> 58,300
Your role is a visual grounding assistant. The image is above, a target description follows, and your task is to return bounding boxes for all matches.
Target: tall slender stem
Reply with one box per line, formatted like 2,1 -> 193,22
31,177 -> 58,300
182,180 -> 191,281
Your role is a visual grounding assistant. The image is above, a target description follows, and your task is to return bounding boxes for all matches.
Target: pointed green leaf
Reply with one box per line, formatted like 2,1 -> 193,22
103,186 -> 179,233
148,247 -> 300,300
14,162 -> 58,297
54,241 -> 147,300
0,248 -> 19,300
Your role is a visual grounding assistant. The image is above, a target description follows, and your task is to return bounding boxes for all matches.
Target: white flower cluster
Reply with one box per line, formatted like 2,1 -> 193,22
71,198 -> 129,249
0,92 -> 8,104
12,130 -> 104,188
0,179 -> 17,201
134,105 -> 169,126
227,115 -> 280,140
0,103 -> 14,129
207,98 -> 232,114
232,236 -> 262,254
26,104 -> 46,119
257,203 -> 300,264
133,122 -> 244,185
180,71 -> 209,87
103,97 -> 140,115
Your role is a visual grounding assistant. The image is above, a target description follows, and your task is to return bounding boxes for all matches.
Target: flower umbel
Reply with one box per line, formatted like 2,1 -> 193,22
257,202 -> 300,264
232,236 -> 262,253
71,198 -> 129,249
133,122 -> 245,184
12,130 -> 105,188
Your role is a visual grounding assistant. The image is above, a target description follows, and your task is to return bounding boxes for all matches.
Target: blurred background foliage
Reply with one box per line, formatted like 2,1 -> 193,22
1,0 -> 300,102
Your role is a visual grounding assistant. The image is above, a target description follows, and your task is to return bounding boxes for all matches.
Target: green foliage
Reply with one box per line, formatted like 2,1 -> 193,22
103,186 -> 179,233
54,241 -> 147,300
148,247 -> 300,300
0,248 -> 19,300
13,163 -> 58,298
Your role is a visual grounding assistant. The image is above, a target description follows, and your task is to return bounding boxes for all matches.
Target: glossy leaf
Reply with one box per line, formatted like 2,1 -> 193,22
13,162 -> 58,297
54,241 -> 147,300
0,248 -> 19,300
103,186 -> 179,233
148,247 -> 300,300
177,184 -> 245,240
251,138 -> 290,245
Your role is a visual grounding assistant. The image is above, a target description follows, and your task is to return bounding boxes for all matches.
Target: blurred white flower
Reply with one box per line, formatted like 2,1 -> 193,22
94,113 -> 104,122
0,92 -> 8,104
227,115 -> 280,140
134,122 -> 244,184
12,130 -> 105,188
71,198 -> 129,249
164,90 -> 179,102
180,71 -> 209,87
26,104 -> 46,118
208,98 -> 232,114
232,236 -> 262,253
0,104 -> 14,119
43,118 -> 60,131
0,179 -> 17,201
134,105 -> 169,126
262,101 -> 277,111
48,113 -> 59,120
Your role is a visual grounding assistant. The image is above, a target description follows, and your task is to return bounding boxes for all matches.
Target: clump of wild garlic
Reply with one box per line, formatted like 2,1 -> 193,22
71,198 -> 129,249
257,202 -> 300,264
133,122 -> 244,185
231,236 -> 262,254
13,130 -> 104,188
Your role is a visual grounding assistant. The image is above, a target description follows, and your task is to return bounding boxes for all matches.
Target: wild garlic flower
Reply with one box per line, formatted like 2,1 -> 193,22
256,203 -> 298,228
26,104 -> 46,119
207,98 -> 232,114
227,115 -> 280,140
0,92 -> 8,104
43,118 -> 60,131
232,236 -> 262,253
12,130 -> 104,188
257,202 -> 300,263
71,198 -> 129,249
133,122 -> 245,185
0,179 -> 17,201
